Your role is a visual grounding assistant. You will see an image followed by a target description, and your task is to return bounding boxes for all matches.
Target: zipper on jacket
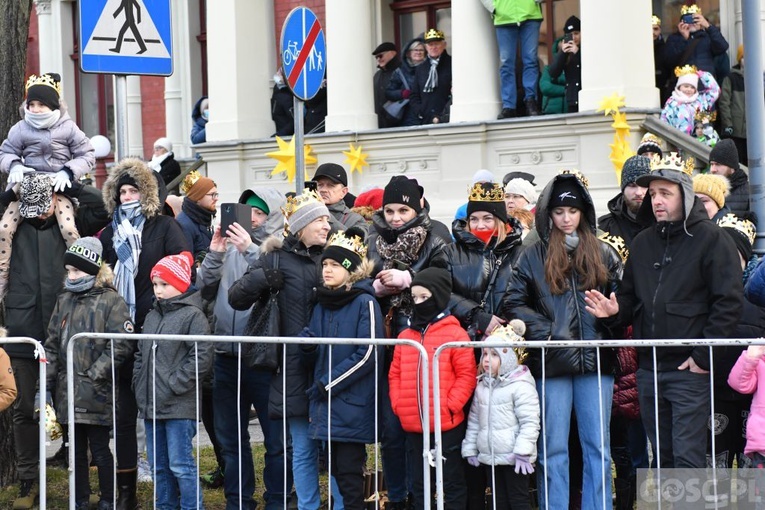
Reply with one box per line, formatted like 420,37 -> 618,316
570,271 -> 586,375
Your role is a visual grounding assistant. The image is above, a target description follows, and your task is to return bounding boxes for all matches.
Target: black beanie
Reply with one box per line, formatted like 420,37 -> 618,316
466,182 -> 508,223
564,15 -> 581,33
411,267 -> 452,312
26,73 -> 61,111
548,177 -> 586,211
620,156 -> 652,190
709,139 -> 740,172
322,245 -> 362,273
115,174 -> 138,202
382,176 -> 422,213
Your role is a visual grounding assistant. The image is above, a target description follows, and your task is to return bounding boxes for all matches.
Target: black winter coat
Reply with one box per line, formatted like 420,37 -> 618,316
374,55 -> 402,128
725,168 -> 750,216
664,26 -> 729,79
227,235 -> 323,419
408,52 -> 452,124
158,154 -> 181,189
549,48 -> 581,108
597,194 -> 645,247
442,219 -> 524,335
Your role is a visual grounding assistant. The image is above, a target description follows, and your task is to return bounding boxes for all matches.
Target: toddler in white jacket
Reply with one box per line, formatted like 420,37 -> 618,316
462,320 -> 540,510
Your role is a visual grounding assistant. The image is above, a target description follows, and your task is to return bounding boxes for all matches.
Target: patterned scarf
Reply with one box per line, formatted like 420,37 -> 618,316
375,225 -> 427,311
112,201 -> 145,320
423,57 -> 440,93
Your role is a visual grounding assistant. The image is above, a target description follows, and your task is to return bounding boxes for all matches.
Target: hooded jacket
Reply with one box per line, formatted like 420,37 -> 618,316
598,194 -> 645,247
461,349 -> 540,466
228,233 -> 324,419
4,183 -> 109,358
45,265 -> 134,425
727,351 -> 765,455
198,187 -> 285,352
100,158 -> 190,331
0,102 -> 95,179
609,169 -> 743,371
502,173 -> 623,378
133,290 -> 212,420
191,96 -> 208,144
303,269 -> 385,443
443,219 -> 524,335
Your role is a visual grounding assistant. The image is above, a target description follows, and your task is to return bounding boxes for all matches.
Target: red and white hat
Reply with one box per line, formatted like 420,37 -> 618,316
151,251 -> 193,293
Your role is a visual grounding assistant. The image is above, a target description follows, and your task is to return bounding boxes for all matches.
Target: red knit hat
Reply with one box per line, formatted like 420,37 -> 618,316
150,252 -> 193,293
354,188 -> 384,210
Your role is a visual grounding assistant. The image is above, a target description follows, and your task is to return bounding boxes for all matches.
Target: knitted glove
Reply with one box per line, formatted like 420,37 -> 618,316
466,456 -> 480,467
9,165 -> 34,184
52,170 -> 72,192
263,268 -> 284,290
514,455 -> 534,475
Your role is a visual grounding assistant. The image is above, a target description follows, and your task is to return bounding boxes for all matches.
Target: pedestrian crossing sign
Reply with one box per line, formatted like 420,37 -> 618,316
79,0 -> 173,76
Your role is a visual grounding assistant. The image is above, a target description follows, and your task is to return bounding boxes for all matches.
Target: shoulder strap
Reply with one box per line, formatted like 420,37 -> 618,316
478,257 -> 504,310
678,37 -> 702,67
396,67 -> 409,90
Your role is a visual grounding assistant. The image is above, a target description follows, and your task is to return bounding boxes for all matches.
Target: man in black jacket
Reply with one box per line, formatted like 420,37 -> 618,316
409,29 -> 452,125
586,153 -> 743,472
598,155 -> 651,247
373,41 -> 401,128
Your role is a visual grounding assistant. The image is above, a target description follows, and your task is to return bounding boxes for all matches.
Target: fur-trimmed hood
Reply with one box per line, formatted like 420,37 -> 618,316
102,157 -> 161,218
347,258 -> 374,285
260,235 -> 284,255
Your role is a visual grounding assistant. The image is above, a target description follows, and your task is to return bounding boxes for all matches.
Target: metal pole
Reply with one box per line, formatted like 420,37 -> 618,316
742,0 -> 765,252
294,96 -> 305,193
114,75 -> 129,161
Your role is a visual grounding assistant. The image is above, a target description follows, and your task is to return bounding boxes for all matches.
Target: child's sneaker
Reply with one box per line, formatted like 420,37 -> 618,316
137,456 -> 153,483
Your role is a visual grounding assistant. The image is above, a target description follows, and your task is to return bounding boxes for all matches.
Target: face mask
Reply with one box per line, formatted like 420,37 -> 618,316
411,297 -> 442,330
202,109 -> 209,121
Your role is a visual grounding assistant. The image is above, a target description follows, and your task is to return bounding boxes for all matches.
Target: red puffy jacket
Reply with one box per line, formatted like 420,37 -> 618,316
390,315 -> 477,433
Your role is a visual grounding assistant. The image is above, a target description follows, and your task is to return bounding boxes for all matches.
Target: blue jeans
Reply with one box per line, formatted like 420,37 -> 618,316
214,355 -> 292,510
536,373 -> 614,510
381,370 -> 410,502
495,20 -> 542,108
288,417 -> 343,510
145,419 -> 203,510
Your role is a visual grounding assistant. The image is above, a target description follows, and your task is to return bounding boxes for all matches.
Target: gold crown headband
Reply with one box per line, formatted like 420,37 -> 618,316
694,109 -> 717,123
468,182 -> 504,202
652,15 -> 661,26
717,213 -> 756,246
598,232 -> 630,263
675,65 -> 698,78
25,74 -> 62,95
680,4 -> 701,15
424,28 -> 445,41
558,169 -> 590,189
650,152 -> 695,175
281,188 -> 324,218
327,231 -> 368,259
180,170 -> 203,195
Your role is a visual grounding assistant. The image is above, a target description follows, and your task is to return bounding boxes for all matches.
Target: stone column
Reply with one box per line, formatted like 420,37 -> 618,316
450,1 -> 501,122
39,1 -> 77,113
127,76 -> 144,157
578,0 -> 658,110
324,0 -> 377,132
205,0 -> 275,141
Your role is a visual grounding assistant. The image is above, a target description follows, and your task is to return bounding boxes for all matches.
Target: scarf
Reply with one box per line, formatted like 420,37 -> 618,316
148,152 -> 170,172
64,275 -> 97,293
423,57 -> 440,93
376,225 -> 427,311
112,201 -> 145,320
24,108 -> 61,130
671,90 -> 699,104
564,232 -> 580,253
316,285 -> 366,310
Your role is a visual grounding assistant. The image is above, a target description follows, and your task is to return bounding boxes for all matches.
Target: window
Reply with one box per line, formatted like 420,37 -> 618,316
391,1 -> 451,50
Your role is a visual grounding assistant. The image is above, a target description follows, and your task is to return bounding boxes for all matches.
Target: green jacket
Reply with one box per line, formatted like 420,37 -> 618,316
719,67 -> 746,138
483,0 -> 543,25
45,265 -> 133,426
539,37 -> 567,114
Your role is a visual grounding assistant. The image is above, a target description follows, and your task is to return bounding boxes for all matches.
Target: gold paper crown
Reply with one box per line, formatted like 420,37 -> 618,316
327,231 -> 368,260
468,182 -> 504,202
488,320 -> 528,364
652,15 -> 661,26
675,65 -> 698,78
180,170 -> 204,195
680,4 -> 701,15
25,74 -> 62,96
558,169 -> 590,189
598,232 -> 630,263
424,28 -> 445,41
717,213 -> 756,246
694,109 -> 717,123
281,188 -> 324,219
650,152 -> 695,175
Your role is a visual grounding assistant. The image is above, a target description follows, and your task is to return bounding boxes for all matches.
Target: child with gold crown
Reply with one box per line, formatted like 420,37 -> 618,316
0,73 -> 95,298
660,64 -> 720,136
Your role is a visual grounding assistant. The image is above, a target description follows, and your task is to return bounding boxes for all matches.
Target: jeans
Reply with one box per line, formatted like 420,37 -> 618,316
213,354 -> 292,510
536,373 -> 614,510
288,417 -> 344,510
495,20 -> 542,109
145,419 -> 203,510
380,371 -> 410,502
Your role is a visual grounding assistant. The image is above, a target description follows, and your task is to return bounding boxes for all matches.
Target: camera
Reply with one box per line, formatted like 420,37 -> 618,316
563,33 -> 574,44
681,13 -> 696,24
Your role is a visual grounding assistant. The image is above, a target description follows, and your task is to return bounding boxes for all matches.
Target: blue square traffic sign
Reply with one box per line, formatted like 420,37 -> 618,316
79,0 -> 173,76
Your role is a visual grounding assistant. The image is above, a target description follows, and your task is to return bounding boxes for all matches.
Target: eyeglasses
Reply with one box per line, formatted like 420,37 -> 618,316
205,193 -> 219,199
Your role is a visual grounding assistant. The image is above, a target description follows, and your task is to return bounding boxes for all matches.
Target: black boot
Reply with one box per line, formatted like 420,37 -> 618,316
524,97 -> 541,116
116,469 -> 139,510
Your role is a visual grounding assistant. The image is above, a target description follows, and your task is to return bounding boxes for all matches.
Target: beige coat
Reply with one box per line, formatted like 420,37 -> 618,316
0,347 -> 17,412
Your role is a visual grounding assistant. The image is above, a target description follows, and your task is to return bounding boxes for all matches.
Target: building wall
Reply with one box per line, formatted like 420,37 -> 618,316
140,76 -> 167,160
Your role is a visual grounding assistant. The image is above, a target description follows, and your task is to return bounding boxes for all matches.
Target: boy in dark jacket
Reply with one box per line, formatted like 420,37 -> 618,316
45,237 -> 133,510
133,251 -> 212,510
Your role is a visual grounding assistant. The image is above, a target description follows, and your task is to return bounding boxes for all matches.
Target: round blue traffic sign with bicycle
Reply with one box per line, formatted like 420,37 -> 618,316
280,7 -> 326,101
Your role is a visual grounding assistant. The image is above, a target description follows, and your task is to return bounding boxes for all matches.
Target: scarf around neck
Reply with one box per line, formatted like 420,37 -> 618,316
316,285 -> 366,310
671,89 -> 698,104
65,275 -> 97,293
24,108 -> 61,130
376,225 -> 427,311
423,57 -> 440,93
112,201 -> 146,320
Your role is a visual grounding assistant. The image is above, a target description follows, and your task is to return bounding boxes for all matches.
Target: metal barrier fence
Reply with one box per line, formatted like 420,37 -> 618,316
432,337 -> 761,510
65,332 -> 431,510
0,337 -> 49,509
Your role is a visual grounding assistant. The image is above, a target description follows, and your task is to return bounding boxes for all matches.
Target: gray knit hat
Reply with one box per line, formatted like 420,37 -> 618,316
63,236 -> 103,275
620,155 -> 651,190
284,190 -> 330,234
19,173 -> 54,218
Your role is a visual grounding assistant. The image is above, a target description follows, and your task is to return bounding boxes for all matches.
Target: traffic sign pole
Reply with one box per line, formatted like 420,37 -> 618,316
114,75 -> 128,161
294,97 -> 305,193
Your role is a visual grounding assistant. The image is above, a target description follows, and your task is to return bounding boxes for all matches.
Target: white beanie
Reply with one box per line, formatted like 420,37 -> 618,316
504,178 -> 538,206
154,137 -> 172,153
471,169 -> 495,185
676,73 -> 699,91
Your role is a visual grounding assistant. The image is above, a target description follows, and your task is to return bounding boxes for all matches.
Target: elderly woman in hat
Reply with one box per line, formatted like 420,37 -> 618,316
148,137 -> 181,188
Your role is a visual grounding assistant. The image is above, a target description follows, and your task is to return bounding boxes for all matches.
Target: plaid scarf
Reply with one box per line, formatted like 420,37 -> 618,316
112,201 -> 145,320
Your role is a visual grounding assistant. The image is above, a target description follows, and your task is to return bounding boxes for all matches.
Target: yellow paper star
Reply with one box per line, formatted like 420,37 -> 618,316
611,111 -> 631,130
343,143 -> 369,174
266,136 -> 317,182
597,93 -> 626,116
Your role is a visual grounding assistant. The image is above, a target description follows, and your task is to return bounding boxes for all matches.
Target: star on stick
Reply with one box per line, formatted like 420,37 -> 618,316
597,93 -> 626,116
343,143 -> 369,174
266,136 -> 317,182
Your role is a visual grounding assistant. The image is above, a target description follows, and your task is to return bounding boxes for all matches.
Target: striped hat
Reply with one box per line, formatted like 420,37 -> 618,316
151,251 -> 193,293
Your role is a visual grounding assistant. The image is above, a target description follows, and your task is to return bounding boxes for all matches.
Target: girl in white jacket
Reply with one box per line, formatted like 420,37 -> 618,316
462,320 -> 540,510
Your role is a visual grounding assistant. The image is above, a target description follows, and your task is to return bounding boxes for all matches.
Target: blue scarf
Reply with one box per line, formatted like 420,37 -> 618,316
112,201 -> 145,320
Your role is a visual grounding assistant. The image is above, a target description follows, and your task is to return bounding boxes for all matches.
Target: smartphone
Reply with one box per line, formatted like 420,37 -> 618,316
681,13 -> 696,24
563,33 -> 574,44
220,203 -> 251,237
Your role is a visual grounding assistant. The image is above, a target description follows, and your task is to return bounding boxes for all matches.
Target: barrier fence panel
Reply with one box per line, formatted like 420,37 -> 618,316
66,332 -> 431,510
0,337 -> 48,509
432,337 -> 760,510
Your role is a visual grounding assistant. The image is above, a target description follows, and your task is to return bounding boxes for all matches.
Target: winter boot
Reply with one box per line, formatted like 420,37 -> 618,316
116,469 -> 139,510
98,499 -> 116,510
12,479 -> 38,510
